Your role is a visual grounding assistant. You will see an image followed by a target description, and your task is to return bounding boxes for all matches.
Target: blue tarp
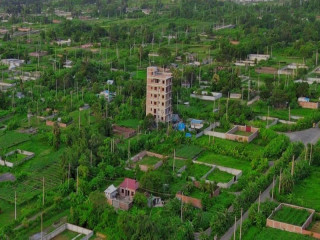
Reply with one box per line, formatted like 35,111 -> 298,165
185,133 -> 192,138
177,122 -> 186,131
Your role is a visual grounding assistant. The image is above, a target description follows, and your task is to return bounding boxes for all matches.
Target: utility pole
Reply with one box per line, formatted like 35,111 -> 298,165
15,191 -> 17,220
305,146 -> 308,161
272,176 -> 275,200
128,140 -> 131,160
288,106 -> 291,121
226,98 -> 229,120
41,213 -> 43,240
240,208 -> 243,240
173,149 -> 176,172
291,155 -> 295,176
267,106 -> 270,127
309,145 -> 313,166
78,111 -> 81,130
180,192 -> 183,222
76,167 -> 79,194
279,169 -> 282,194
42,177 -> 45,206
90,150 -> 93,166
233,216 -> 237,240
68,163 -> 70,188
258,191 -> 261,213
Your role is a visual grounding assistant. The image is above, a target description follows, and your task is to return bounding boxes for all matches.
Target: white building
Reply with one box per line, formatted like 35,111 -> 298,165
56,39 -> 71,46
247,54 -> 270,62
1,59 -> 25,70
104,185 -> 118,199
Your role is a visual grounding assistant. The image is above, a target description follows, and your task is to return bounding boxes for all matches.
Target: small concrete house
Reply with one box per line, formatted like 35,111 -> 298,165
119,178 -> 139,200
104,184 -> 118,200
190,119 -> 204,129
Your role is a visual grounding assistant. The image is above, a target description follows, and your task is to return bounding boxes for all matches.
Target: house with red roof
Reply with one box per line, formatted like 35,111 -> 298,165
104,178 -> 139,210
119,178 -> 139,200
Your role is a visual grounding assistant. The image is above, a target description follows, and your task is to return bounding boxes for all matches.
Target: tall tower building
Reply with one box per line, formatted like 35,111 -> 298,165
146,66 -> 172,123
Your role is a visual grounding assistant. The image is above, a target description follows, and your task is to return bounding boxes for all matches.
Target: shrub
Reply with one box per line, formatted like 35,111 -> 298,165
133,192 -> 148,208
263,134 -> 289,159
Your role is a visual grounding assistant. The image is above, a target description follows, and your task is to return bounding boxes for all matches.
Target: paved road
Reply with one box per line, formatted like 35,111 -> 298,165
219,183 -> 273,240
285,127 -> 320,145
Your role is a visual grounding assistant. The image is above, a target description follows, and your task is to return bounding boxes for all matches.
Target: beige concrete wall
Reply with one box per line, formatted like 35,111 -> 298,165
299,101 -> 319,109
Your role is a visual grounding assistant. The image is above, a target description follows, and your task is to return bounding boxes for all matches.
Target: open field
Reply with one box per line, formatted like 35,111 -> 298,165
175,144 -> 203,159
196,136 -> 264,160
139,156 -> 161,166
242,226 -> 314,240
188,164 -> 212,180
271,206 -> 310,226
52,230 -> 84,240
197,152 -> 251,173
234,131 -> 252,136
5,152 -> 26,163
0,131 -> 31,150
168,158 -> 187,171
206,168 -> 234,183
117,119 -> 140,129
283,167 -> 320,211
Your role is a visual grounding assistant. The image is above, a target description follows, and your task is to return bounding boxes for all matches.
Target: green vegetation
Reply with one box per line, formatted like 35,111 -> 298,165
0,132 -> 30,150
187,164 -> 212,180
197,152 -> 251,173
175,144 -> 203,159
271,206 -> 310,226
207,168 -> 234,183
242,226 -> 314,240
5,152 -> 26,163
1,0 -> 320,239
234,131 -> 252,137
278,167 -> 320,211
139,156 -> 161,166
117,119 -> 141,129
52,230 -> 83,239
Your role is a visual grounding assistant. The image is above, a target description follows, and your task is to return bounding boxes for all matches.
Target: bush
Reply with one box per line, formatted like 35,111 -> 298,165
133,192 -> 148,208
6,119 -> 19,130
263,135 -> 289,159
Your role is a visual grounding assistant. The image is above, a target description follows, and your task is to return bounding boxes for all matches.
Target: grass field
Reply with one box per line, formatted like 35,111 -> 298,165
196,136 -> 264,160
175,144 -> 203,159
188,164 -> 212,180
5,152 -> 26,163
283,167 -> 320,211
271,206 -> 310,226
139,156 -> 161,166
52,230 -> 83,240
117,119 -> 141,129
197,152 -> 251,173
0,131 -> 31,150
206,168 -> 233,183
0,133 -> 64,204
234,131 -> 252,136
242,226 -> 314,240
168,158 -> 187,171
252,103 -> 317,120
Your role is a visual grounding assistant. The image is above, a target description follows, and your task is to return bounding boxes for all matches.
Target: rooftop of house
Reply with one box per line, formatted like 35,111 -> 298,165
191,119 -> 203,124
119,178 -> 139,191
105,184 -> 117,194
